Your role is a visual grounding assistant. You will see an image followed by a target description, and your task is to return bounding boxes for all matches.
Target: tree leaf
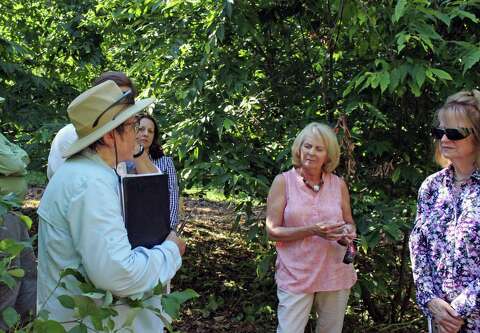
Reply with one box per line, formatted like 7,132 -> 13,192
389,64 -> 409,92
408,81 -> 421,97
413,64 -> 425,89
58,295 -> 75,309
37,309 -> 50,320
383,223 -> 402,241
417,7 -> 451,26
430,68 -> 452,80
461,47 -> 480,74
392,167 -> 401,183
91,314 -> 104,331
392,0 -> 407,23
0,273 -> 17,289
395,31 -> 410,53
0,239 -> 25,257
162,0 -> 182,12
68,323 -> 88,333
161,289 -> 199,318
223,118 -> 235,131
103,290 -> 113,307
2,307 -> 19,328
59,268 -> 86,283
160,297 -> 181,318
450,9 -> 478,23
7,268 -> 24,278
19,214 -> 32,229
364,230 -> 381,249
223,0 -> 233,18
379,71 -> 390,93
153,283 -> 166,296
81,292 -> 105,299
73,296 -> 98,318
415,23 -> 442,41
33,320 -> 67,333
107,318 -> 115,331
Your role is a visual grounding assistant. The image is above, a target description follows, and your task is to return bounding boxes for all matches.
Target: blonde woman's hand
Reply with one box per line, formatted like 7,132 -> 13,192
428,298 -> 463,333
312,221 -> 345,240
338,224 -> 356,244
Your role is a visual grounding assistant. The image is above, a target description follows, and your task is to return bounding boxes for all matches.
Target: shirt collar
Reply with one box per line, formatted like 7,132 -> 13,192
445,163 -> 480,183
472,169 -> 480,180
81,148 -> 116,172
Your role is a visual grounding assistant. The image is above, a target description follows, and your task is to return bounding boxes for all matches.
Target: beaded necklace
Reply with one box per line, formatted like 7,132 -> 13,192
301,170 -> 324,192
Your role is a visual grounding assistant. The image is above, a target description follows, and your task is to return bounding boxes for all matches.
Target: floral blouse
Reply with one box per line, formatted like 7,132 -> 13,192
409,165 -> 480,332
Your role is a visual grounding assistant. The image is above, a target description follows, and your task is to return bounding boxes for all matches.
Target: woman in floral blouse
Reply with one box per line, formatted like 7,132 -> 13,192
410,90 -> 480,333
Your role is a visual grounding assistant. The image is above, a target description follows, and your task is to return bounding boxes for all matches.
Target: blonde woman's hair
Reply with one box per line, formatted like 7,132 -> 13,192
434,89 -> 480,167
291,122 -> 340,173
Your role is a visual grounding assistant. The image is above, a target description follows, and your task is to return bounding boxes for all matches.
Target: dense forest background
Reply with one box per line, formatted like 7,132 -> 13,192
1,0 -> 480,331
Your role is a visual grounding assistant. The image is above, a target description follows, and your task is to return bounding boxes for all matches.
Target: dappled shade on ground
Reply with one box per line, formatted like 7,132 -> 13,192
173,198 -> 276,332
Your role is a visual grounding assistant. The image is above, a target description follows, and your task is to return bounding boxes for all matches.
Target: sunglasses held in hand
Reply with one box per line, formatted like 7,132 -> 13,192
431,127 -> 472,141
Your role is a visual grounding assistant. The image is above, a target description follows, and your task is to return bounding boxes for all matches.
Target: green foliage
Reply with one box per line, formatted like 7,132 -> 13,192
162,289 -> 200,318
2,307 -> 20,329
32,320 -> 66,333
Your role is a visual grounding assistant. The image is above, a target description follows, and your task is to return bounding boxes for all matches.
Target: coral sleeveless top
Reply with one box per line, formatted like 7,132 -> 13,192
275,168 -> 357,294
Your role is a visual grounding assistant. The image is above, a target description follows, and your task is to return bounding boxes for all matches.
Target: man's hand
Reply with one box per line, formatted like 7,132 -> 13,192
428,298 -> 464,333
166,231 -> 186,256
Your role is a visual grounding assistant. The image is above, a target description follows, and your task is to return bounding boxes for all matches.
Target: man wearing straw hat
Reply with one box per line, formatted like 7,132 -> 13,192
36,80 -> 185,332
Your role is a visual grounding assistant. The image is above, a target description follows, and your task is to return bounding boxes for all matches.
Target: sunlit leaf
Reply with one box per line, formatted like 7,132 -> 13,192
430,68 -> 452,80
392,0 -> 407,23
7,268 -> 24,278
461,47 -> 480,74
19,215 -> 32,229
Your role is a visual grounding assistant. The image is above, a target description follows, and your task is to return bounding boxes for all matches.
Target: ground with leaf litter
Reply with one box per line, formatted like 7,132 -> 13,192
172,197 -> 277,332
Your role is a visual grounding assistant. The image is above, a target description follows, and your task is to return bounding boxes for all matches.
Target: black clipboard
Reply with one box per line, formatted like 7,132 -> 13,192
121,173 -> 171,249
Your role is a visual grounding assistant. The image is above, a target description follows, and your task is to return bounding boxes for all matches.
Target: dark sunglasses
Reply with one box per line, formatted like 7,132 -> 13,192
92,89 -> 134,128
431,127 -> 472,141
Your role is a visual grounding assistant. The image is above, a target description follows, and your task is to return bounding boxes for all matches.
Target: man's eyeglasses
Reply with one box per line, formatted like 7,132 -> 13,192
431,127 -> 472,141
92,89 -> 134,128
121,119 -> 140,133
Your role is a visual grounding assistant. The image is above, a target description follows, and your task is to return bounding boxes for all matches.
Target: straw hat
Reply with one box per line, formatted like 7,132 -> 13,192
63,80 -> 154,158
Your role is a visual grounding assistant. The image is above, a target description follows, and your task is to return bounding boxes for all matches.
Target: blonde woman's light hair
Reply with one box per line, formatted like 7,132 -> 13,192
434,89 -> 480,167
291,122 -> 340,173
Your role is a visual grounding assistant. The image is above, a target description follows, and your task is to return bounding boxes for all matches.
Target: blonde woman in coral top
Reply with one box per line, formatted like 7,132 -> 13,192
266,122 -> 357,333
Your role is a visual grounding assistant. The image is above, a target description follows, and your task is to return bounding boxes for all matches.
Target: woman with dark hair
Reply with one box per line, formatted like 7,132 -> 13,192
133,114 -> 180,229
93,71 -> 138,97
